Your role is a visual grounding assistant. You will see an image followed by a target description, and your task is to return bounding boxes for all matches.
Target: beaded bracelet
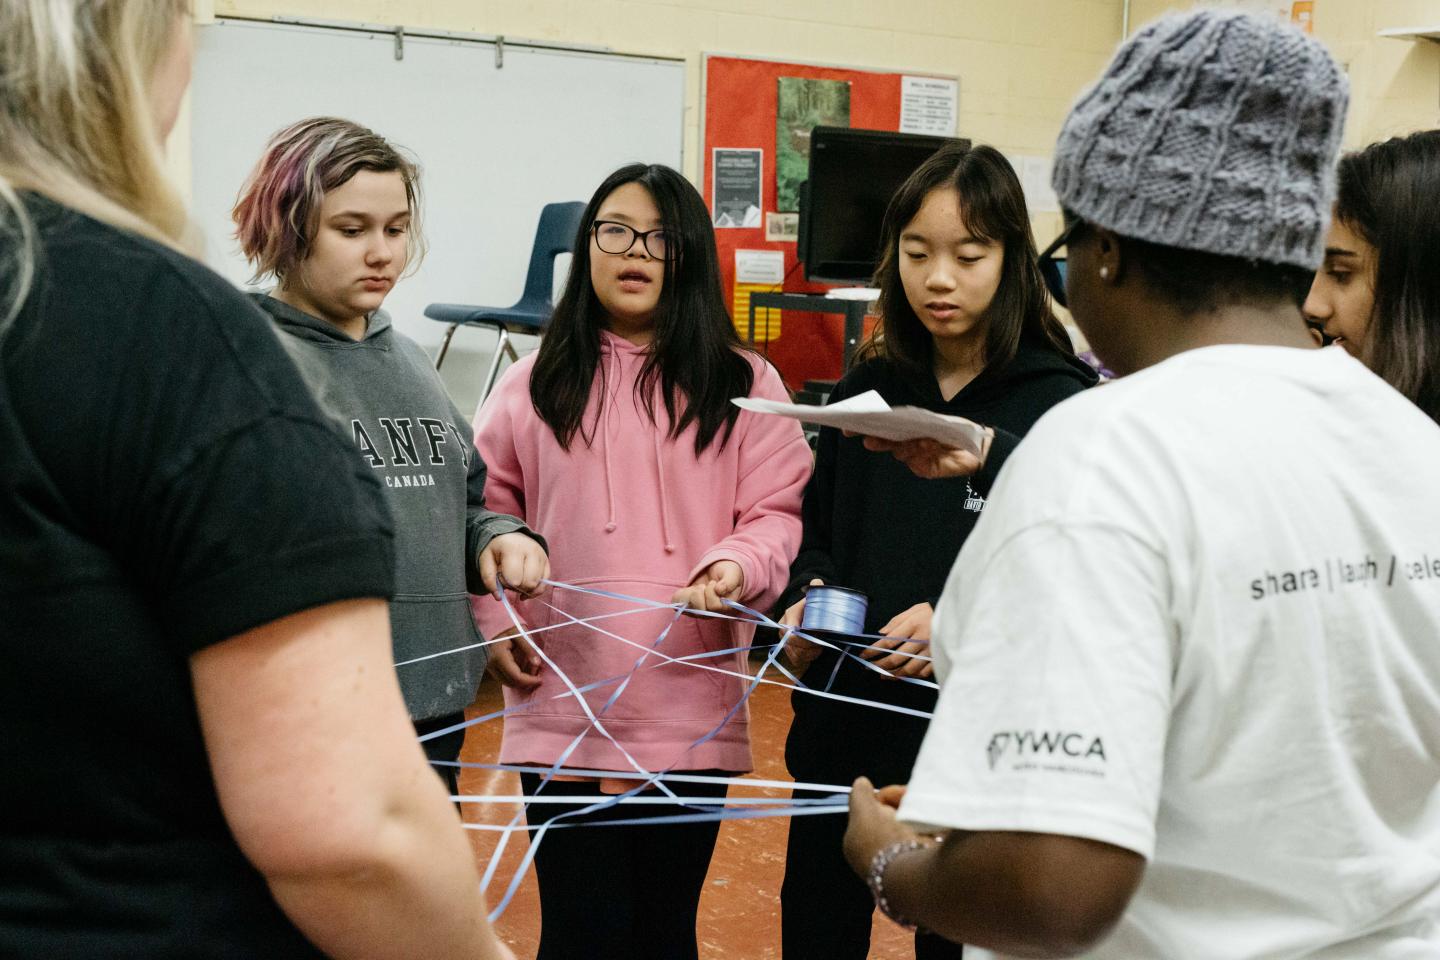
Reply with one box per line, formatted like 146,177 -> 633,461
865,838 -> 930,932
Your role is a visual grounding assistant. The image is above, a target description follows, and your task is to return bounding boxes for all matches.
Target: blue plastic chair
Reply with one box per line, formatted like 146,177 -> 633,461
426,201 -> 585,401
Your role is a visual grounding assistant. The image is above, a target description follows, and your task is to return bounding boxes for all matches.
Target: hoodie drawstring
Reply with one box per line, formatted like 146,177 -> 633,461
601,348 -> 619,534
596,337 -> 674,553
653,428 -> 675,554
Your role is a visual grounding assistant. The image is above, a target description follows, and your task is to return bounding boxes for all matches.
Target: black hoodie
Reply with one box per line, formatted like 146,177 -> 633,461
779,339 -> 1097,784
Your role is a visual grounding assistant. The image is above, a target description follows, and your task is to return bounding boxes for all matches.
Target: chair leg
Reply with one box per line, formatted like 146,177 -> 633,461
435,322 -> 460,370
478,327 -> 512,404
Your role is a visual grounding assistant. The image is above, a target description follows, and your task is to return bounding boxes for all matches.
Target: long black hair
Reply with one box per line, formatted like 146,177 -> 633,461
529,163 -> 754,454
1334,129 -> 1440,423
859,143 -> 1073,374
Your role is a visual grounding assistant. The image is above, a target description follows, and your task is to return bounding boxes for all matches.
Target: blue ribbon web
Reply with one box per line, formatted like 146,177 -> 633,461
402,578 -> 936,920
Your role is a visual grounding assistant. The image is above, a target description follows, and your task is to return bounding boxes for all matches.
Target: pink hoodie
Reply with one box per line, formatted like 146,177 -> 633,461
471,331 -> 811,773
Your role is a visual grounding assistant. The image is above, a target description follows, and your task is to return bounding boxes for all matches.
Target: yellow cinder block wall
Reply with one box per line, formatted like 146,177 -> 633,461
182,0 -> 1440,244
192,0 -> 1126,241
1130,1 -> 1440,149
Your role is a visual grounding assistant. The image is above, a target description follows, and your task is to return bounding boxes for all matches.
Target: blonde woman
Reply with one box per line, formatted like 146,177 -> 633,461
0,4 -> 511,959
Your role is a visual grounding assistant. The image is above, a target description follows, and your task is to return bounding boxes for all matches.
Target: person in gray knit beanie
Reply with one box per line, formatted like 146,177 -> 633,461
1034,8 -> 1349,374
844,8 -> 1440,960
1052,8 -> 1348,270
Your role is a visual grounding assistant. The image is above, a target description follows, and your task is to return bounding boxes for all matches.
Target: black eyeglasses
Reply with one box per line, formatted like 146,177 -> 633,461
1037,218 -> 1083,308
591,220 -> 675,261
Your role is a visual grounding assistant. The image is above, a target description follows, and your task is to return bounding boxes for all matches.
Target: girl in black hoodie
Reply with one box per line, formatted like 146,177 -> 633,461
776,144 -> 1097,960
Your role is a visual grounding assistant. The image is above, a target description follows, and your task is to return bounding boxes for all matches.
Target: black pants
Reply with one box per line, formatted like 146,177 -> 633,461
520,772 -> 729,960
781,652 -> 962,959
415,711 -> 467,798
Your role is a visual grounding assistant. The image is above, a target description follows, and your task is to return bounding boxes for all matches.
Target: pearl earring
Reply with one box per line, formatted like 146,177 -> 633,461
1099,266 -> 1110,280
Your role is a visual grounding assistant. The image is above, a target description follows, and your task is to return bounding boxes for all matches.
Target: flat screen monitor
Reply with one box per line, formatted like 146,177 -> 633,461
798,126 -> 969,285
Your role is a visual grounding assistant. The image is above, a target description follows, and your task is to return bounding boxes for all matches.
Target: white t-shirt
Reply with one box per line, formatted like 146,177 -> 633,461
901,345 -> 1440,959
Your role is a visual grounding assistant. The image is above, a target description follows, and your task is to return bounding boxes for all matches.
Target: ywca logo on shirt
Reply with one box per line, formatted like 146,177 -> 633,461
986,730 -> 1107,774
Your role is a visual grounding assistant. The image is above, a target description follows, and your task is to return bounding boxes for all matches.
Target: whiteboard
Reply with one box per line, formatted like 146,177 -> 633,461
189,18 -> 684,402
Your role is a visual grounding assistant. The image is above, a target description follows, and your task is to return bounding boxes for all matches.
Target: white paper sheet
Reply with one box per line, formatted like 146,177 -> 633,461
733,389 -> 986,455
1003,153 -> 1059,214
899,76 -> 959,136
735,249 -> 785,285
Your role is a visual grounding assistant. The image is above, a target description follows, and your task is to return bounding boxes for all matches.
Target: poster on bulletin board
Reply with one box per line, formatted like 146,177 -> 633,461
702,54 -> 959,389
900,76 -> 959,134
775,78 -> 851,212
712,148 -> 763,227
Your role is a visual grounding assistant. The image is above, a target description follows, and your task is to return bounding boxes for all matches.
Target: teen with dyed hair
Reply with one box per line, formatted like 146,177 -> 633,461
232,116 -> 550,797
1,5 -> 511,960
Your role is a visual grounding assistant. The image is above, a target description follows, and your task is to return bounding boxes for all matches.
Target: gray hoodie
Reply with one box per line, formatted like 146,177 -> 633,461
253,293 -> 541,721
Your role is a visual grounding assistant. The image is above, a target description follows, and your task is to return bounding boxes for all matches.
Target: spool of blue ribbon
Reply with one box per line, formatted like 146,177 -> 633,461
801,584 -> 869,636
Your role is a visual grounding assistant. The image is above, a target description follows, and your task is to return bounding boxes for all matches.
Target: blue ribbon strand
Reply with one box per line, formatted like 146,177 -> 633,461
439,577 -> 933,920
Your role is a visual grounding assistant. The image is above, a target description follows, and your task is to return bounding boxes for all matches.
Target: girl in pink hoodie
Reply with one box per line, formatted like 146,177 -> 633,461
472,164 -> 811,960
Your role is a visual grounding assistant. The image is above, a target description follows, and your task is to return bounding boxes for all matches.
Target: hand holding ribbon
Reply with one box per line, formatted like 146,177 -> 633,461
671,559 -> 745,614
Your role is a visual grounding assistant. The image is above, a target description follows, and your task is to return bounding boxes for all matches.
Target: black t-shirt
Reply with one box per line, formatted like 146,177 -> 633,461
0,197 -> 395,957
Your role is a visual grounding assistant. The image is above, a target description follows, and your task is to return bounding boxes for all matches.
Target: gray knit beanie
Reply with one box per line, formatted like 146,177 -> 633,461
1051,9 -> 1349,270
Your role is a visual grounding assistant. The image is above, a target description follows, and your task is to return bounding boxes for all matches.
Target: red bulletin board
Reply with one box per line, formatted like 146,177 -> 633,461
703,55 -> 943,389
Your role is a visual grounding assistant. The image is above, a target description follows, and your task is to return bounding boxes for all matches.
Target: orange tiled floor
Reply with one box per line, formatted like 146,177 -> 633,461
458,667 -> 918,959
